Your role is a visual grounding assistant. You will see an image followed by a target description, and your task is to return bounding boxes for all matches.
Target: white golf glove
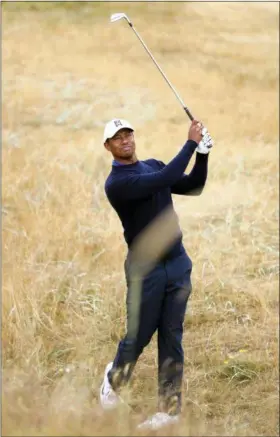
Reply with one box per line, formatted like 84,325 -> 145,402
196,127 -> 213,154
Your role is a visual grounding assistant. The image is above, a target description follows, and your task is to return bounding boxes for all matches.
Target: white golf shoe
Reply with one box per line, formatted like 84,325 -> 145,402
99,362 -> 122,410
137,412 -> 179,430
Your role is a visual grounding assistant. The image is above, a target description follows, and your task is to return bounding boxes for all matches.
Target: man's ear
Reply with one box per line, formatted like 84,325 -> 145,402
104,140 -> 111,152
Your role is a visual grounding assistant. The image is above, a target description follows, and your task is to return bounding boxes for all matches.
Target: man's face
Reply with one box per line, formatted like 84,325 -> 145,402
105,128 -> 136,161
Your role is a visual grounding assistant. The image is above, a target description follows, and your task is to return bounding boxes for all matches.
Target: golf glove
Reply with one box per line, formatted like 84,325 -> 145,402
196,127 -> 213,154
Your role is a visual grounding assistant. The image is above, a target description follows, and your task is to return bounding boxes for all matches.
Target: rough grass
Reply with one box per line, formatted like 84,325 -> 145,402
2,2 -> 279,436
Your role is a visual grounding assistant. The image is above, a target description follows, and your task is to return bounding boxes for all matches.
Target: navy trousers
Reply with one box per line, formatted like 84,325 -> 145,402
108,248 -> 192,414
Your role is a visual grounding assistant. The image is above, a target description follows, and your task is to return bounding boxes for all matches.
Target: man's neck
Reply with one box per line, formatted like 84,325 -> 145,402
113,155 -> 138,165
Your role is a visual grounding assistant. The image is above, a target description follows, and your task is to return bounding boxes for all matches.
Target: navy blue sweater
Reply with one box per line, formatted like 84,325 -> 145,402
105,140 -> 208,260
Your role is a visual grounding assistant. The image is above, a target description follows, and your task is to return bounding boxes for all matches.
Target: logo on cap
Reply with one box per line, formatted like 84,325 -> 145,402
114,120 -> 122,128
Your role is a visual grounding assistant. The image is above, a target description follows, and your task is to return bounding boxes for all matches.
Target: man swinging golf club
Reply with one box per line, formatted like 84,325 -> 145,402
100,116 -> 213,430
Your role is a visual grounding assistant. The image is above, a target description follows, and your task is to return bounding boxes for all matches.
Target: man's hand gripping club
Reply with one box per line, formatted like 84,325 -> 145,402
188,120 -> 214,154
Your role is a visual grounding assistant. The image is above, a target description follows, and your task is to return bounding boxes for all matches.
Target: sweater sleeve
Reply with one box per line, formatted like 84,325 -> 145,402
171,152 -> 209,195
107,140 -> 197,201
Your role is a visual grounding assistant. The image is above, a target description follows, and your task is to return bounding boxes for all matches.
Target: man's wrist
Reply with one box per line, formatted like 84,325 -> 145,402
186,139 -> 199,148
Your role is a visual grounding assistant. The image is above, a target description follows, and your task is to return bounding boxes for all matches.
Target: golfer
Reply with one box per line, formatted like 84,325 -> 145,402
100,118 -> 212,429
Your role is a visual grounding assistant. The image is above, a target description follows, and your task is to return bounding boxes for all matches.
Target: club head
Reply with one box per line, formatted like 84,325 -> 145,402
110,12 -> 132,25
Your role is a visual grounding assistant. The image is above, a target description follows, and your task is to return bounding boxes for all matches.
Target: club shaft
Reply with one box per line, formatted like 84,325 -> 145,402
129,22 -> 194,121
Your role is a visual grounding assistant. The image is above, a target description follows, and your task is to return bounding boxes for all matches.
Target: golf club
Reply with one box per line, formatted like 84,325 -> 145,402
110,12 -> 194,121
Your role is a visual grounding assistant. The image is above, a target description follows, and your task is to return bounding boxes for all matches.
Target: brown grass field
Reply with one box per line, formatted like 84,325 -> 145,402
2,2 -> 279,436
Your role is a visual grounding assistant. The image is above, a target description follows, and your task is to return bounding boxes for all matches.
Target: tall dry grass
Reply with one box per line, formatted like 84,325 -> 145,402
2,2 -> 279,436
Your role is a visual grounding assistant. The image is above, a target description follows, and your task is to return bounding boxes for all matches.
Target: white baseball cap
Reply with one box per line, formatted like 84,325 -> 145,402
103,118 -> 134,143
